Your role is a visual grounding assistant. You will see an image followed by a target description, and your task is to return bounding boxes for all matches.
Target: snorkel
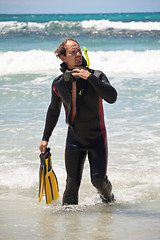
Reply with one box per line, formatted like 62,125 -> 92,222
83,46 -> 90,68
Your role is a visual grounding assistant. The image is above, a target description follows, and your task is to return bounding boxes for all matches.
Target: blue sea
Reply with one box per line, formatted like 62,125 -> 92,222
0,13 -> 160,240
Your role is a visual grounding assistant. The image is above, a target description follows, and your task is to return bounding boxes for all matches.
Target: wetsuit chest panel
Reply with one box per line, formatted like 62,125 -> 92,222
54,76 -> 104,136
55,80 -> 72,109
75,79 -> 99,122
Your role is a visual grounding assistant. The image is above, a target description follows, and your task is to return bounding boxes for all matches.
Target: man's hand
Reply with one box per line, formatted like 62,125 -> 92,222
72,68 -> 91,80
39,140 -> 48,153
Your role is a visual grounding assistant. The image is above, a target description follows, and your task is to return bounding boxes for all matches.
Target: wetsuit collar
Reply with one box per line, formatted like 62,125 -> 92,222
60,56 -> 87,73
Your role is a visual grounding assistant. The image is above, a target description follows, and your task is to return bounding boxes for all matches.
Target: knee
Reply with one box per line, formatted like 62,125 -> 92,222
91,174 -> 105,190
66,177 -> 80,191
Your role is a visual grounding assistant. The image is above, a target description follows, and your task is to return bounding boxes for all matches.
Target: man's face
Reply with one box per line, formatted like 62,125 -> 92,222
61,40 -> 82,69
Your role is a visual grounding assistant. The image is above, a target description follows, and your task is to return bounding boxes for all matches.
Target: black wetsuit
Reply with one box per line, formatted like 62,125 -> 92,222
42,61 -> 117,204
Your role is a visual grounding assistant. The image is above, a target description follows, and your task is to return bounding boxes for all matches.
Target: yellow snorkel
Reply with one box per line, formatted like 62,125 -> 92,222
83,46 -> 90,68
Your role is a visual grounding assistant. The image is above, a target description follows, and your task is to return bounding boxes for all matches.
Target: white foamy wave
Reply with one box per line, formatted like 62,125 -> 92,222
0,20 -> 80,34
0,20 -> 160,34
89,50 -> 160,77
0,49 -> 160,77
0,50 -> 61,75
81,19 -> 160,31
0,166 -> 38,189
0,21 -> 49,34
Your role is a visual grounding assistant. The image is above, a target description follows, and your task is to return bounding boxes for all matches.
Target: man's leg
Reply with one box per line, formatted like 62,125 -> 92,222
63,140 -> 86,205
88,136 -> 114,203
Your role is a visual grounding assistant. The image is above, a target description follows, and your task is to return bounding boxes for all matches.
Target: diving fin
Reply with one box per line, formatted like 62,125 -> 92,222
38,148 -> 59,204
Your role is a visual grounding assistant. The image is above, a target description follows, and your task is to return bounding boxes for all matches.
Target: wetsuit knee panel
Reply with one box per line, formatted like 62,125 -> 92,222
91,173 -> 107,189
66,177 -> 80,190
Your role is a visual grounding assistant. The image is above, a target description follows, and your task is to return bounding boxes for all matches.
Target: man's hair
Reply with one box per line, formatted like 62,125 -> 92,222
55,38 -> 79,58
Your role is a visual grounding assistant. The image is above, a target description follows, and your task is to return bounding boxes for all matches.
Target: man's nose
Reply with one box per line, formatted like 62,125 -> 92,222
77,51 -> 82,56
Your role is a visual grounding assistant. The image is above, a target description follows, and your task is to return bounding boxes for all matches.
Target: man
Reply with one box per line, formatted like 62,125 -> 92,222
39,38 -> 117,205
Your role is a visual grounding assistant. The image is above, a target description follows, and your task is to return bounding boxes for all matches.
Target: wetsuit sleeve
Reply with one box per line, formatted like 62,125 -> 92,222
87,72 -> 117,103
42,82 -> 62,142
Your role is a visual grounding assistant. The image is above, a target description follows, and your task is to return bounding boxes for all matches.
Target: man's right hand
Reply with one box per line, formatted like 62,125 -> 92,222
39,140 -> 48,153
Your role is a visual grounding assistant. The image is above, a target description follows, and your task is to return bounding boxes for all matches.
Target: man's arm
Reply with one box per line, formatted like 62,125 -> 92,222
87,72 -> 117,103
72,68 -> 117,104
39,82 -> 62,153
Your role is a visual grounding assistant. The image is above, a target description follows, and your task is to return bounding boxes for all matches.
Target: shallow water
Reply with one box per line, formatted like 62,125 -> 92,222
0,73 -> 160,240
1,188 -> 160,240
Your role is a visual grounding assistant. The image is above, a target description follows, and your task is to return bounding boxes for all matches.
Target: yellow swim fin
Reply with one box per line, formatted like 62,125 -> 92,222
38,148 -> 59,204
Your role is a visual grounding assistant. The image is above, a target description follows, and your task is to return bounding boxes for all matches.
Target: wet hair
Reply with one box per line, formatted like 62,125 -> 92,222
55,38 -> 80,58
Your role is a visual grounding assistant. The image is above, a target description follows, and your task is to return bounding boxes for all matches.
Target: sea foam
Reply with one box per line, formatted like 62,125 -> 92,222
81,19 -> 160,31
0,50 -> 61,75
0,20 -> 160,34
0,50 -> 160,77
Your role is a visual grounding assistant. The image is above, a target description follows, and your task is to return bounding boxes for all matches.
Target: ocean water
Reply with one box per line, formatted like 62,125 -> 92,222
0,13 -> 160,240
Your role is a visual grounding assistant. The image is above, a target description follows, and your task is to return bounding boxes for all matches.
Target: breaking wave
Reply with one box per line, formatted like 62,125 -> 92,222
0,20 -> 160,35
0,49 -> 160,77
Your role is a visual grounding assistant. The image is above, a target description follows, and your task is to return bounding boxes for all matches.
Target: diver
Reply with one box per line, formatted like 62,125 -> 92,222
39,38 -> 117,205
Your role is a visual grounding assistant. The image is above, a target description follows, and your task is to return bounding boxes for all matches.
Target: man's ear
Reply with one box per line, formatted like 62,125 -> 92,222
60,54 -> 66,62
